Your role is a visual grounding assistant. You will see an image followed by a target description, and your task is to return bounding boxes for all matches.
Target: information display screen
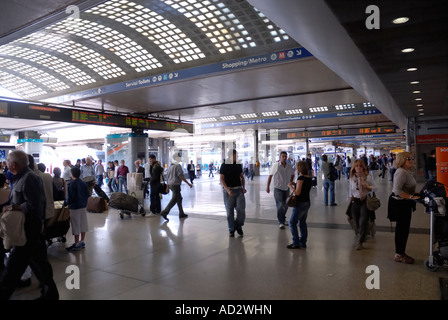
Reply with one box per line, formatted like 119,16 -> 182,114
7,101 -> 193,133
271,126 -> 396,140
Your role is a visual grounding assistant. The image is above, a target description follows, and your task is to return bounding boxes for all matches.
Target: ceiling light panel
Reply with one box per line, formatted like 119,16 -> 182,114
0,57 -> 70,92
0,70 -> 47,98
12,33 -> 125,79
240,113 -> 258,118
48,18 -> 162,72
285,109 -> 303,114
0,45 -> 96,86
309,106 -> 328,113
87,0 -> 205,64
253,7 -> 290,43
163,0 -> 255,53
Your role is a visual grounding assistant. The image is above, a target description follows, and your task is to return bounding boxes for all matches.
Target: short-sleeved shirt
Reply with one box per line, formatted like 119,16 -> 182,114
392,167 -> 416,196
166,163 -> 185,185
269,161 -> 295,191
220,163 -> 243,188
295,175 -> 312,203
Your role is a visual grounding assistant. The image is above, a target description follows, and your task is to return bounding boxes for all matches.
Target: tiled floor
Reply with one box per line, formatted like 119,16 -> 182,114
10,170 -> 446,300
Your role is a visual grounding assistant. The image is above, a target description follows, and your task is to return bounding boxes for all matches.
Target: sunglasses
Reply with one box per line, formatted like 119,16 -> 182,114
406,157 -> 414,160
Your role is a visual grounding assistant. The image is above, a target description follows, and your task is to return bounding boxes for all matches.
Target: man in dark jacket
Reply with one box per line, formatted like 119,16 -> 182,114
0,150 -> 59,300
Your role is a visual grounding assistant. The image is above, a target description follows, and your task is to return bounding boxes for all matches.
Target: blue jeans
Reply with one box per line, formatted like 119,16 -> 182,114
274,188 -> 289,224
118,176 -> 128,194
289,201 -> 310,246
223,188 -> 246,232
323,178 -> 335,205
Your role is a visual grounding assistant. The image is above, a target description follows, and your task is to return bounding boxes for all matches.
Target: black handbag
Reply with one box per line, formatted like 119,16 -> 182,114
159,183 -> 169,195
287,193 -> 298,207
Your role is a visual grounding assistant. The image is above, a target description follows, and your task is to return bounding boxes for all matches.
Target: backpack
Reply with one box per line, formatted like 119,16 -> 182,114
328,163 -> 338,181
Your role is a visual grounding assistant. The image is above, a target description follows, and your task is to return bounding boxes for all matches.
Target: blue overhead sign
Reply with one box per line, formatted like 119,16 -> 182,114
45,47 -> 312,104
199,109 -> 382,129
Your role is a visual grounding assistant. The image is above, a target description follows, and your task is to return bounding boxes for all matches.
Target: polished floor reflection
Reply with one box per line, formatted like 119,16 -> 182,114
11,170 -> 445,300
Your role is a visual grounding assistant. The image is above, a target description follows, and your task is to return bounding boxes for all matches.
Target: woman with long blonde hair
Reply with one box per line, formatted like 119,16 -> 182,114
349,159 -> 376,250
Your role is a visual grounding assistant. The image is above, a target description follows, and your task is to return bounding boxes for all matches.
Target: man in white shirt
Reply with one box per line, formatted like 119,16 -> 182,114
266,151 -> 295,229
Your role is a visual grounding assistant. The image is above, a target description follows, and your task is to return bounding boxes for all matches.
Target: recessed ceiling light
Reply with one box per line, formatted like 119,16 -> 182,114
418,108 -> 424,112
417,104 -> 423,107
402,48 -> 414,53
419,113 -> 424,116
415,98 -> 422,101
407,67 -> 418,72
413,90 -> 421,94
410,81 -> 420,85
393,17 -> 410,24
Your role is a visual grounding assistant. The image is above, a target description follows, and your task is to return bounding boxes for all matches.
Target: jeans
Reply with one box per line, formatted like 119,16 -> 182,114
323,178 -> 335,205
289,201 -> 310,246
118,176 -> 128,194
351,198 -> 369,243
274,188 -> 289,225
223,188 -> 246,233
162,185 -> 184,216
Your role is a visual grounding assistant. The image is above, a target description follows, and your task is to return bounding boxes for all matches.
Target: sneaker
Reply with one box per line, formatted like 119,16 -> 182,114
66,243 -> 82,252
80,241 -> 86,249
394,253 -> 414,264
279,224 -> 285,229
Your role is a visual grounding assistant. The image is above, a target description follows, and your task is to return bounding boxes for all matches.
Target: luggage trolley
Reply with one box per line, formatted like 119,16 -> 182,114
419,180 -> 448,272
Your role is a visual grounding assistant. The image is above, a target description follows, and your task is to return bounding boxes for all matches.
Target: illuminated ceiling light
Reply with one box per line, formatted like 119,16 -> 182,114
415,98 -> 422,101
392,17 -> 409,24
401,48 -> 414,53
407,67 -> 418,72
261,111 -> 279,117
285,109 -> 303,114
418,108 -> 424,112
417,104 -> 423,107
419,113 -> 424,116
412,90 -> 421,94
410,81 -> 420,85
240,113 -> 257,118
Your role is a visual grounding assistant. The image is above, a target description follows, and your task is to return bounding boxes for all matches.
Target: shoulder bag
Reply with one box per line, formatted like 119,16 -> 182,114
366,192 -> 381,211
287,192 -> 298,207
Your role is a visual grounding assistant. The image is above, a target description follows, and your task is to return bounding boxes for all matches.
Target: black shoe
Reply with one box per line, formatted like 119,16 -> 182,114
236,228 -> 243,237
286,244 -> 301,249
229,232 -> 235,238
330,203 -> 337,206
161,212 -> 169,221
179,214 -> 188,219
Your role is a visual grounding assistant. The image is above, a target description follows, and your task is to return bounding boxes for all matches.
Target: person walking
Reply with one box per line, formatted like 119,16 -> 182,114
95,159 -> 105,188
345,156 -> 352,179
220,149 -> 246,237
65,167 -> 90,252
0,150 -> 59,300
107,161 -> 115,193
160,151 -> 192,221
149,154 -> 164,214
80,156 -> 95,196
349,159 -> 376,250
187,160 -> 196,184
286,161 -> 312,249
321,154 -> 337,206
391,152 -> 420,264
116,159 -> 129,194
266,151 -> 295,229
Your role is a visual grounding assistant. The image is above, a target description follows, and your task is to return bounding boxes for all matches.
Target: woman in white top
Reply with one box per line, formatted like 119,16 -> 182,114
349,159 -> 376,250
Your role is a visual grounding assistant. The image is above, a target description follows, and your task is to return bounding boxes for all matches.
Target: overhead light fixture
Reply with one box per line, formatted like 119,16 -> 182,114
419,113 -> 424,116
401,48 -> 414,53
410,81 -> 420,85
407,67 -> 418,72
417,104 -> 423,107
418,108 -> 424,112
412,90 -> 421,94
415,98 -> 422,101
392,17 -> 410,24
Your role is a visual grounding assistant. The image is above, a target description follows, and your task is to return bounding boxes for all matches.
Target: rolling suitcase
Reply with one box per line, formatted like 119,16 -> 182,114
86,197 -> 107,213
93,184 -> 109,202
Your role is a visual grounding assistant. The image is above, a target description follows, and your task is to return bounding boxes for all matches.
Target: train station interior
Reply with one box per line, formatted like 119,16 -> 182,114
0,0 -> 447,304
